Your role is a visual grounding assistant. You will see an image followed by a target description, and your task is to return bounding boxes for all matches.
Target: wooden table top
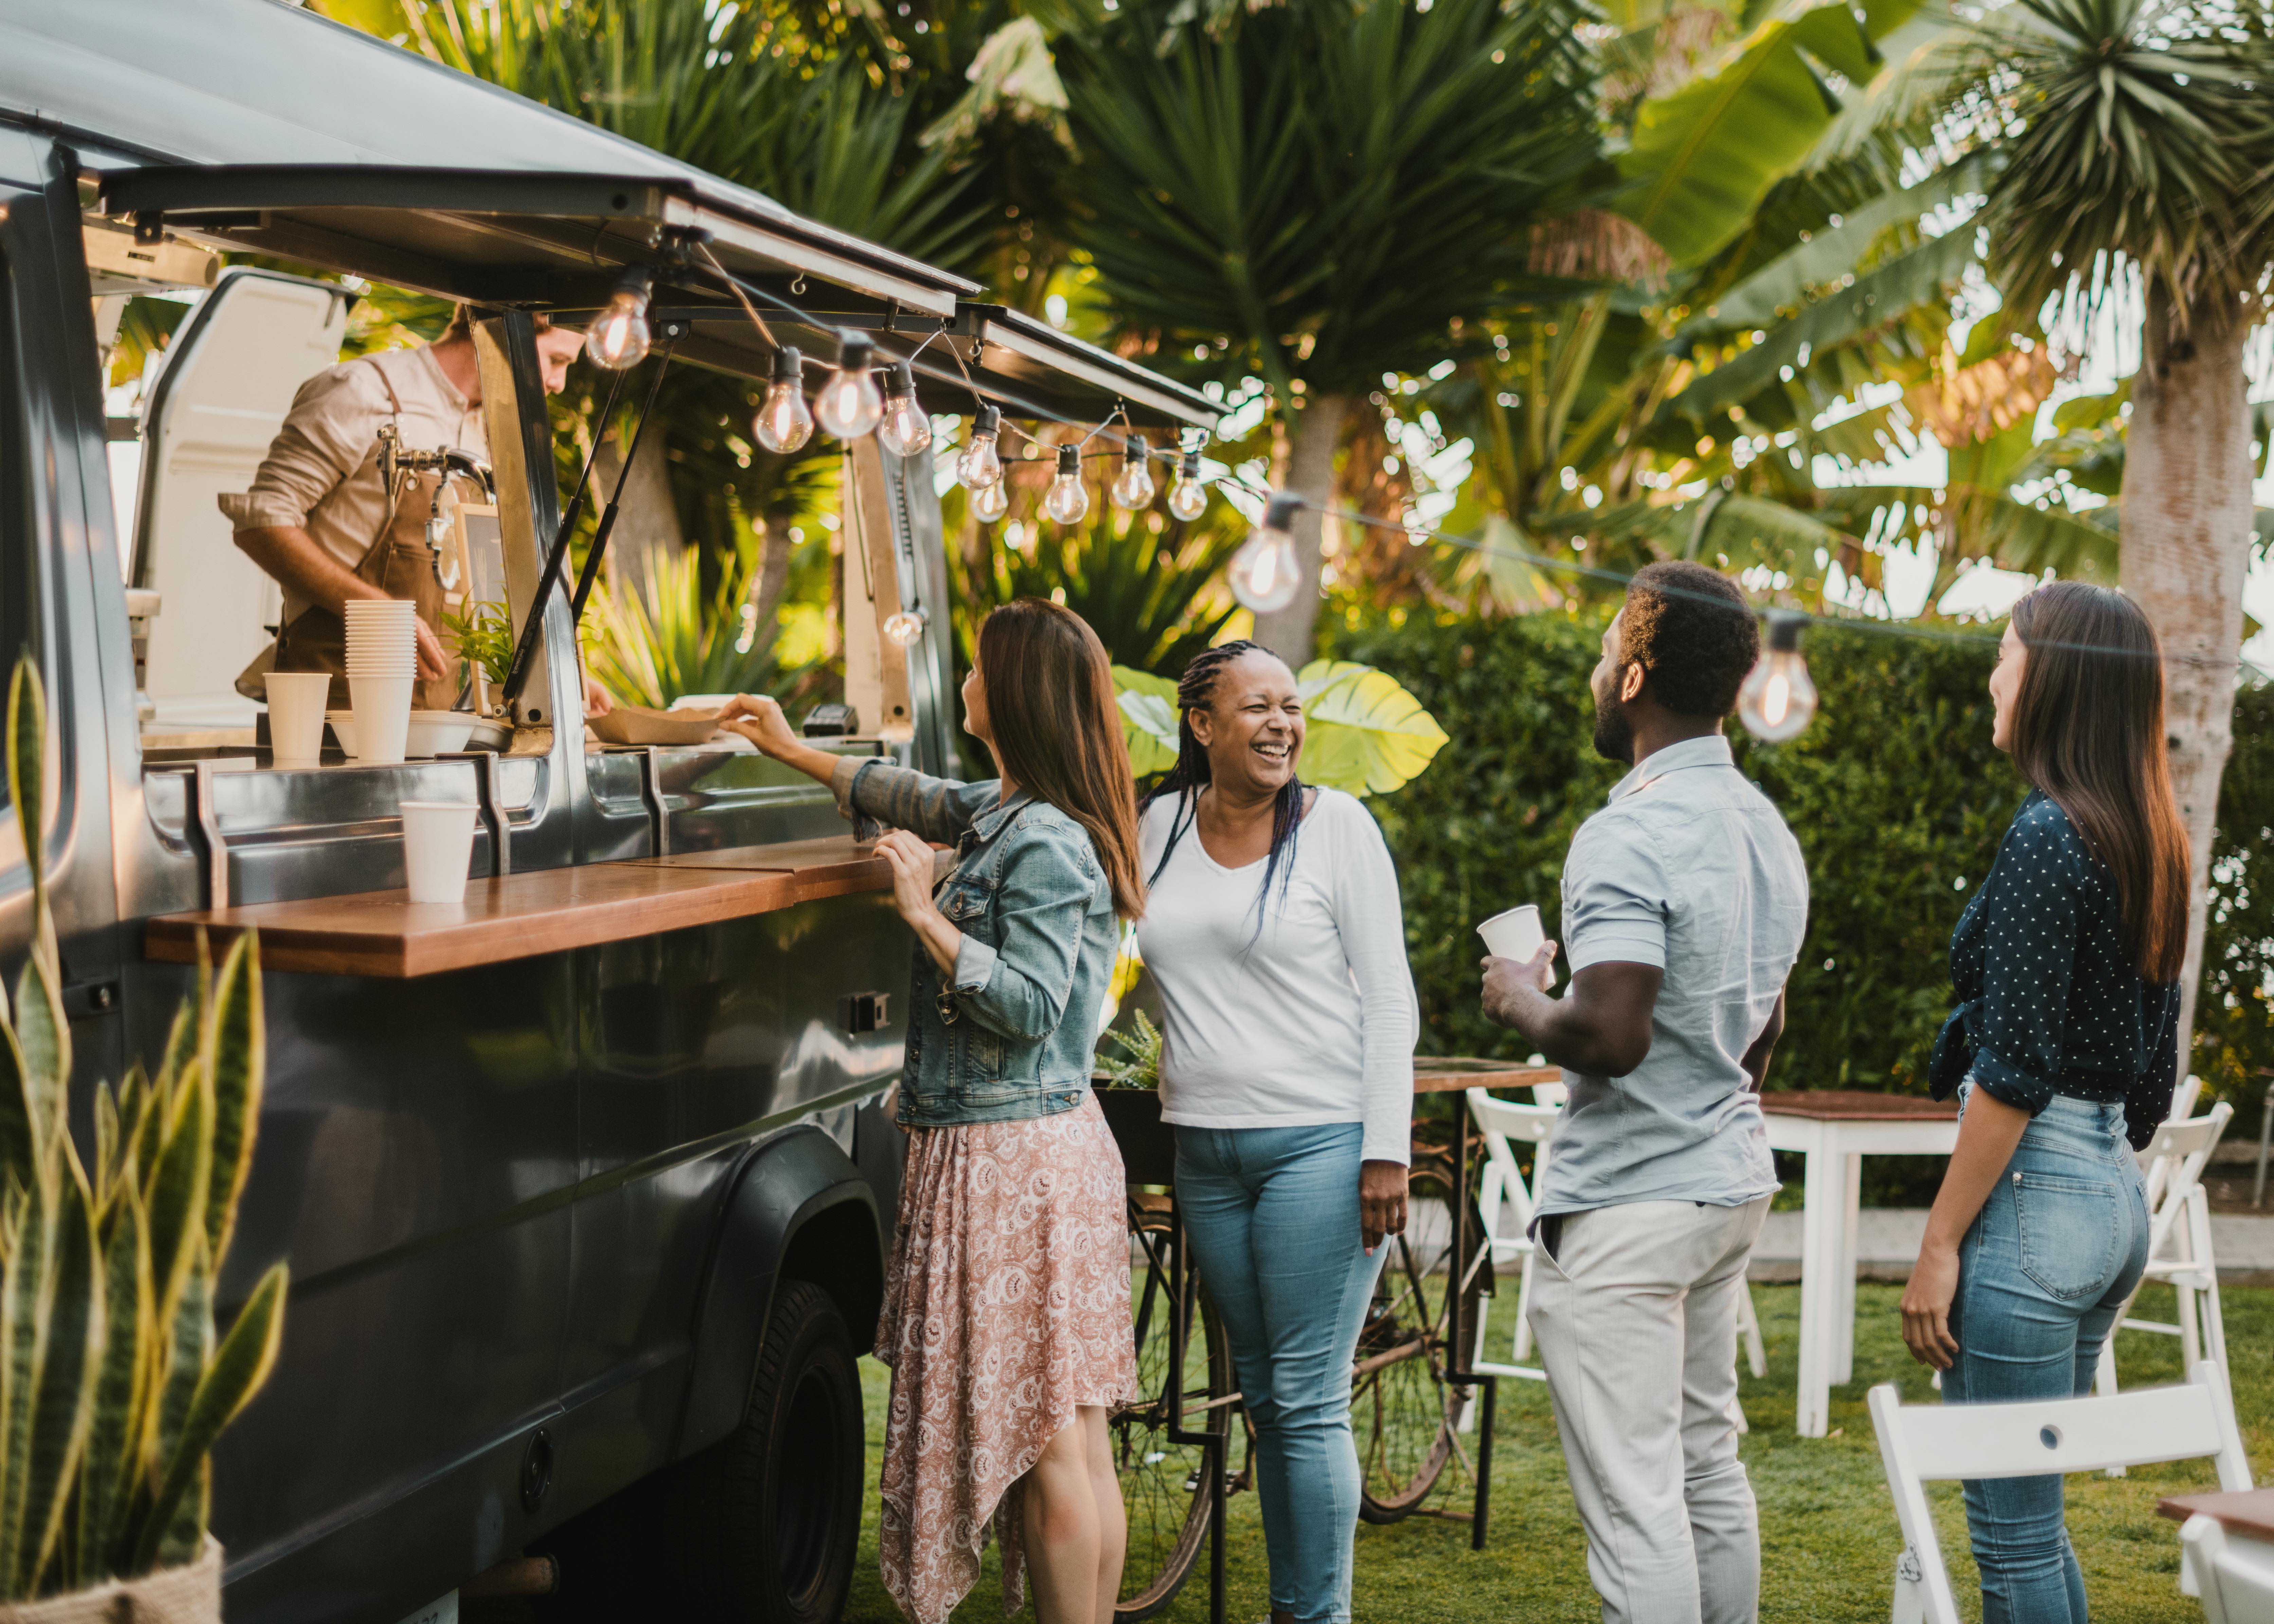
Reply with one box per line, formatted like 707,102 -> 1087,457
1414,1059 -> 1562,1095
1757,1089 -> 1959,1122
2159,1487 -> 2274,1541
146,835 -> 889,978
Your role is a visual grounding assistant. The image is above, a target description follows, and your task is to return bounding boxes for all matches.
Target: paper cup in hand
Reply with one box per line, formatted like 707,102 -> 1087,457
262,670 -> 331,765
1478,904 -> 1559,988
399,800 -> 478,905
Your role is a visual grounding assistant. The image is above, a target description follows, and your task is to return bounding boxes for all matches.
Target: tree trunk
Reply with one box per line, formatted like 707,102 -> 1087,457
744,506 -> 798,665
2118,282 -> 2255,1086
593,424 -> 683,595
1250,392 -> 1351,663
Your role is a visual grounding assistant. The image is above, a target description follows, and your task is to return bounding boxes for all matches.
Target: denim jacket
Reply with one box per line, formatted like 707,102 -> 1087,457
832,756 -> 1117,1127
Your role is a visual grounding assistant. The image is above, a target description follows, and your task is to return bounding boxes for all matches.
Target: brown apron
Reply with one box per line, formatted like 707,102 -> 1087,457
237,360 -> 477,712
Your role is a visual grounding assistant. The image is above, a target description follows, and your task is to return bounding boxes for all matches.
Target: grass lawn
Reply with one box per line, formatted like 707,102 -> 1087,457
842,1282 -> 2269,1623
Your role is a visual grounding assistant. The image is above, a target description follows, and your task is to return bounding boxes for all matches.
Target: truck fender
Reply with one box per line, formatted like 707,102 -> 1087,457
674,1125 -> 883,1461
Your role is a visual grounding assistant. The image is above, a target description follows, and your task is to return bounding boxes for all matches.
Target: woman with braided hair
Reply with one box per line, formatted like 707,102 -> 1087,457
1134,640 -> 1419,1624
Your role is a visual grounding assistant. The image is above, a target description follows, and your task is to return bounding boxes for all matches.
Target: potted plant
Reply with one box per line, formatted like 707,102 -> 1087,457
0,659 -> 286,1622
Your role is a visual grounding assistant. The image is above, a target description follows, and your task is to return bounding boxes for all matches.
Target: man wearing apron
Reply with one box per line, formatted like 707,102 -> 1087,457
220,308 -> 610,716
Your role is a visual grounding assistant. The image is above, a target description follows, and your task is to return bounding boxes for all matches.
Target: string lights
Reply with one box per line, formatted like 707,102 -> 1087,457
1227,493 -> 1303,612
751,346 -> 814,453
585,268 -> 655,370
1043,444 -> 1091,525
956,402 -> 1004,489
970,476 -> 1011,523
1739,611 -> 1818,742
1167,450 -> 1208,521
878,362 -> 933,457
1111,435 -> 1156,510
815,331 -> 885,440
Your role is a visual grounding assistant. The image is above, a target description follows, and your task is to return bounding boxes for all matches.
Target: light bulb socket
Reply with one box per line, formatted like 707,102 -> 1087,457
1056,444 -> 1081,476
613,266 -> 655,303
1262,493 -> 1303,532
1181,450 -> 1201,478
1124,435 -> 1148,469
770,346 -> 804,383
973,401 -> 1001,436
836,330 -> 874,373
886,360 -> 918,401
1763,610 -> 1807,652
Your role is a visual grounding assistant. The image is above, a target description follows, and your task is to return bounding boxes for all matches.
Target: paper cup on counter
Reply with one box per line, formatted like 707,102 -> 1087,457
1477,904 -> 1558,987
399,800 -> 478,904
350,674 -> 415,765
262,670 -> 332,765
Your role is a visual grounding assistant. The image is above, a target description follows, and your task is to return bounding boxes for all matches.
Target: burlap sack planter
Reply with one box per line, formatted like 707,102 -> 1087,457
0,1539 -> 222,1624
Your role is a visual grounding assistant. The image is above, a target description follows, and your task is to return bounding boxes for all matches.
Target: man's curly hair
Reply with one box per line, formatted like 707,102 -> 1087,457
1618,561 -> 1759,717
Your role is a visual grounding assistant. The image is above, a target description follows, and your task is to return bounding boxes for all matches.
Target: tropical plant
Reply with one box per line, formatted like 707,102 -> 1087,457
1111,659 -> 1449,798
1096,1008 -> 1164,1091
583,543 -> 798,709
1056,0 -> 1606,659
0,660 -> 286,1601
440,600 -> 513,697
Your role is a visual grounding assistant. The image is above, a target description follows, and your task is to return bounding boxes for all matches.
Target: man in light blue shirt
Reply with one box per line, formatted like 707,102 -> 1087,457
1481,561 -> 1808,1624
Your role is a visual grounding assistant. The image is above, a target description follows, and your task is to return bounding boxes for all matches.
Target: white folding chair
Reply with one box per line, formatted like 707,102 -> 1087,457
2181,1512 -> 2274,1623
2096,1099 -> 2235,1398
1869,1362 -> 2253,1624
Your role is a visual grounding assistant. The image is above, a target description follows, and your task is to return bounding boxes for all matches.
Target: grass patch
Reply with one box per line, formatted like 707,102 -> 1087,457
844,1282 -> 2268,1622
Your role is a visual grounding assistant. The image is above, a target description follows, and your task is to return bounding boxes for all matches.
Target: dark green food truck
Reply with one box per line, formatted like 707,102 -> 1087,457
0,3 -> 1216,1619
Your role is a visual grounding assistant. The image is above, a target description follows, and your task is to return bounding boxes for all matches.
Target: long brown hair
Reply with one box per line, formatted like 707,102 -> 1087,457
2008,582 -> 2189,982
977,599 -> 1146,920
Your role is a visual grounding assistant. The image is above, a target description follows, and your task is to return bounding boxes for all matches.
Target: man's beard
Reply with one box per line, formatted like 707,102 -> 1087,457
1591,684 -> 1634,763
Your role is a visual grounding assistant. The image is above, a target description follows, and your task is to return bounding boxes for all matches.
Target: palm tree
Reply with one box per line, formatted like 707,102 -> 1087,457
1951,0 -> 2274,1061
1055,0 -> 1604,659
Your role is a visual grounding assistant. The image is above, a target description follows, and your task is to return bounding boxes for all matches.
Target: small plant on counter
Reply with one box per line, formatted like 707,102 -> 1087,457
0,657 -> 286,1611
441,599 -> 514,699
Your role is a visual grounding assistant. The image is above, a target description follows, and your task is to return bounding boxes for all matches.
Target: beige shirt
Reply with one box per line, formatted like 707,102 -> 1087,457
217,344 -> 487,622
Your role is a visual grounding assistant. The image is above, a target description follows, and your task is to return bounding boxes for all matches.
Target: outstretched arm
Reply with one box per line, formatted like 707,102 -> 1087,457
1480,949 -> 1663,1077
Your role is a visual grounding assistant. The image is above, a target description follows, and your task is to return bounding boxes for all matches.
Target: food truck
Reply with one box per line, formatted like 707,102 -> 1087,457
0,3 -> 1217,1620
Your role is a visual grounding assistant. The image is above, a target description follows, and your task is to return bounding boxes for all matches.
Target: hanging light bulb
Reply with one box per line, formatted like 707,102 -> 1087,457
883,609 -> 928,646
969,476 -> 1011,523
1227,493 -> 1304,613
1110,436 -> 1156,510
1043,444 -> 1090,525
1167,451 -> 1208,522
956,402 -> 1003,489
877,362 -> 933,457
751,346 -> 814,453
585,268 -> 655,371
814,331 -> 884,440
1738,611 -> 1819,742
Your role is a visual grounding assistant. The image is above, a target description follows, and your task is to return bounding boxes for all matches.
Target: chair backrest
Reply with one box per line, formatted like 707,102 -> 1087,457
1871,1364 -> 2252,1624
1532,1080 -> 1568,1108
2181,1513 -> 2274,1624
2144,1102 -> 2235,1243
1467,1088 -> 1561,1248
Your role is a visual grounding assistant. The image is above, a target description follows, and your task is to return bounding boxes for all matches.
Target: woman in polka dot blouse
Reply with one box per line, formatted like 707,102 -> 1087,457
1897,581 -> 2189,1623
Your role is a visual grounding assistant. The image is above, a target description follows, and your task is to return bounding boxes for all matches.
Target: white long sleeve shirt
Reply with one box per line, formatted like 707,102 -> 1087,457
1135,789 -> 1419,1164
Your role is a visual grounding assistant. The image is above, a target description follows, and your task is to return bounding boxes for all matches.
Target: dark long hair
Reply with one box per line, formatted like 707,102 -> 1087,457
1141,641 -> 1306,915
2008,582 -> 2189,983
978,599 -> 1147,920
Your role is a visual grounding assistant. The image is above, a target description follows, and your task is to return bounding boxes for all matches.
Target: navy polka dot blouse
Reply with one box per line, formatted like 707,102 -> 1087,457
1928,789 -> 2180,1151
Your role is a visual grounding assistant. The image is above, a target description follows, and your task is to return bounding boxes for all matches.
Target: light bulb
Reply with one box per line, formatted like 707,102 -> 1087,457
1110,436 -> 1156,510
957,402 -> 1003,488
751,346 -> 814,453
877,361 -> 932,457
1227,494 -> 1304,613
1738,613 -> 1818,742
814,331 -> 884,440
585,270 -> 654,370
1043,445 -> 1089,525
883,610 -> 927,646
1167,451 -> 1207,522
969,477 -> 1010,523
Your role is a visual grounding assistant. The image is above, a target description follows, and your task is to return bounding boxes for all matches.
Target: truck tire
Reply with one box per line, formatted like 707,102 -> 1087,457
664,1278 -> 864,1624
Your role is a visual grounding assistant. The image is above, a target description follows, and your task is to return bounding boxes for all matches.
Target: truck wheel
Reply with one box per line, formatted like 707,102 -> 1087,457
665,1278 -> 864,1624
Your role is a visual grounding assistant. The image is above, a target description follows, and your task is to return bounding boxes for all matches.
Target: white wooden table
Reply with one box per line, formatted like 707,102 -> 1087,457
1760,1091 -> 1961,1437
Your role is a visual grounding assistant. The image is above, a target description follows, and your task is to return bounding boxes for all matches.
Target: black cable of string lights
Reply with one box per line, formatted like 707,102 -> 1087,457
687,256 -> 2254,673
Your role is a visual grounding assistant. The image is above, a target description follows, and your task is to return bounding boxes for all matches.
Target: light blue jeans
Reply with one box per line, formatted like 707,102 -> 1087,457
1945,1086 -> 2150,1623
1175,1122 -> 1385,1624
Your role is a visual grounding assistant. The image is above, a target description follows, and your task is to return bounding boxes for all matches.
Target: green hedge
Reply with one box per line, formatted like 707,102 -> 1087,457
1331,610 -> 2274,1125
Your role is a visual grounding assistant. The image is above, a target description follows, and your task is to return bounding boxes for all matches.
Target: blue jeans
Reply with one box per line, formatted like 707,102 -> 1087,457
1944,1088 -> 2150,1623
1175,1123 -> 1384,1624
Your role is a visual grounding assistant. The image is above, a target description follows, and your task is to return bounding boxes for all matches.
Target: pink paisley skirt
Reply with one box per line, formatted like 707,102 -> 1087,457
874,1091 -> 1141,1624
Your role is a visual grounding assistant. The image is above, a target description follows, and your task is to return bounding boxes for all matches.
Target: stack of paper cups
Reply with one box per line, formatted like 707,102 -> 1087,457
343,599 -> 417,766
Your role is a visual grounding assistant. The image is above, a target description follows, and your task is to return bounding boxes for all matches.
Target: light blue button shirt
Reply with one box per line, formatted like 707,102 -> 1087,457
1535,733 -> 1809,1218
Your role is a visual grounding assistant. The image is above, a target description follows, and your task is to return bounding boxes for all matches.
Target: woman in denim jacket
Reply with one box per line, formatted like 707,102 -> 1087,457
722,599 -> 1146,1624
1900,582 -> 2187,1623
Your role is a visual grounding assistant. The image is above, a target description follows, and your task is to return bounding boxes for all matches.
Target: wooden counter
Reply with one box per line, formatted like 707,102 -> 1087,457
145,837 -> 891,979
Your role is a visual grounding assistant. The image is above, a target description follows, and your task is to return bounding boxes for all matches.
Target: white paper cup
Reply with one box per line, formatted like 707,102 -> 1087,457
399,800 -> 478,904
262,670 -> 332,765
350,674 -> 415,765
1478,904 -> 1559,987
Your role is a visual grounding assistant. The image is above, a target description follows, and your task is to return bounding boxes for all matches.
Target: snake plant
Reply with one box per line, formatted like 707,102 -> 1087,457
0,658 -> 287,1599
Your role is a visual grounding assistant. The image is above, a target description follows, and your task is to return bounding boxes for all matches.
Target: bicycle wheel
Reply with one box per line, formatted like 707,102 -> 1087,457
1114,1201 -> 1234,1622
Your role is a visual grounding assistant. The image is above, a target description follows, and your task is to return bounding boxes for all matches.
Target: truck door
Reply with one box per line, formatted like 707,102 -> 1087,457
127,267 -> 350,731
